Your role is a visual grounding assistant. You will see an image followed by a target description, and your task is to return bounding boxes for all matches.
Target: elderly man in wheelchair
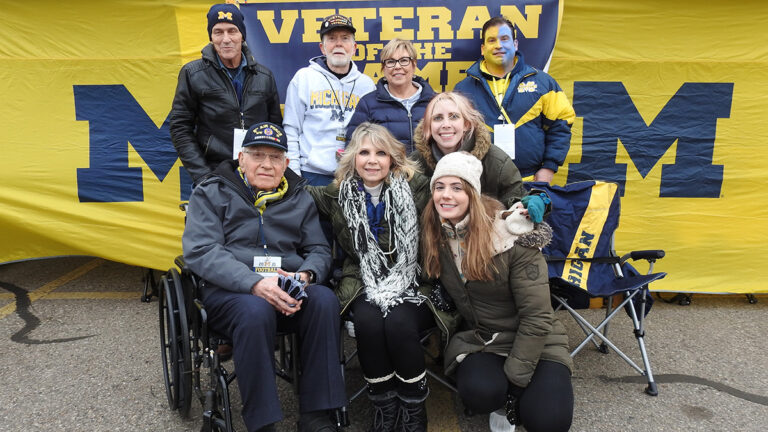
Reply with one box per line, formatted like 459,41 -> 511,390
182,122 -> 345,432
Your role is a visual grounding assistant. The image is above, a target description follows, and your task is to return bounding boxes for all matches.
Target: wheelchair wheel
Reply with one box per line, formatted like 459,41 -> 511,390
215,369 -> 234,432
168,268 -> 193,417
158,270 -> 192,416
159,274 -> 180,410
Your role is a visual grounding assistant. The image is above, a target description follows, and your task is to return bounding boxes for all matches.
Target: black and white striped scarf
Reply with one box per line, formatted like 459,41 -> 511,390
338,174 -> 420,315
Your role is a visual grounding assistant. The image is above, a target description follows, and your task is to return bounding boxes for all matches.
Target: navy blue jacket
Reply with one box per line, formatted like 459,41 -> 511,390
454,52 -> 575,178
345,76 -> 436,154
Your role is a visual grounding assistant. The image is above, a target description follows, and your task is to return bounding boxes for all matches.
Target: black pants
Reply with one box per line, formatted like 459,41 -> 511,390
456,353 -> 573,432
350,295 -> 434,396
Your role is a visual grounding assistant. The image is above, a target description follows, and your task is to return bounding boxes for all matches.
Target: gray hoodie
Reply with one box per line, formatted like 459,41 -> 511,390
282,56 -> 375,176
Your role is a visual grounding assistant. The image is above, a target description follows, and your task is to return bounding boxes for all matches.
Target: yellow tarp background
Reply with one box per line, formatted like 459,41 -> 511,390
1,1 -> 766,293
550,1 -> 768,293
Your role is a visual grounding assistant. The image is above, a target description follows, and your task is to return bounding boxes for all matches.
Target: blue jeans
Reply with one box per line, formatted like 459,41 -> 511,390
301,171 -> 335,187
301,171 -> 337,267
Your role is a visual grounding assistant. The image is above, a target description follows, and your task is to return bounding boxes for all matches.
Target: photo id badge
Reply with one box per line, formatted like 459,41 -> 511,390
232,128 -> 248,159
253,255 -> 282,278
494,123 -> 516,160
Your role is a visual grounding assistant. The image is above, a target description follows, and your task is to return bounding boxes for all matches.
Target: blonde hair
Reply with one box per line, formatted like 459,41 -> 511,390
417,91 -> 488,150
335,122 -> 419,185
421,179 -> 502,281
379,38 -> 417,70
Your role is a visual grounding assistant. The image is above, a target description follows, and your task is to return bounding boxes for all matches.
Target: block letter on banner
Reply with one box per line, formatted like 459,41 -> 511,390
74,85 -> 179,202
569,82 -> 733,197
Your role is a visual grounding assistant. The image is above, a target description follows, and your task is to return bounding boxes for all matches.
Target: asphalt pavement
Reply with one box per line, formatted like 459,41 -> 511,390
1,256 -> 766,431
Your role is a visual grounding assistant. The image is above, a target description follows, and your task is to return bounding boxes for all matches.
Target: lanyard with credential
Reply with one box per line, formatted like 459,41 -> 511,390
241,172 -> 270,255
491,74 -> 514,125
322,73 -> 357,122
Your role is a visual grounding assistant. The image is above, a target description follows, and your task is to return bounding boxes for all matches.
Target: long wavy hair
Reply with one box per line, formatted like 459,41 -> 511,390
421,178 -> 502,281
335,122 -> 419,186
417,91 -> 489,151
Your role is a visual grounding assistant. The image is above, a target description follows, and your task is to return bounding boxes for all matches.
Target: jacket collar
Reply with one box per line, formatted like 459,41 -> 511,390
413,122 -> 493,171
374,75 -> 436,102
309,55 -> 361,82
440,214 -> 470,240
466,51 -> 535,81
209,159 -> 306,204
201,43 -> 259,73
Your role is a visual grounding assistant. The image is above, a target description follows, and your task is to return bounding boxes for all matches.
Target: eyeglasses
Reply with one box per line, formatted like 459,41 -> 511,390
383,57 -> 413,68
243,150 -> 284,163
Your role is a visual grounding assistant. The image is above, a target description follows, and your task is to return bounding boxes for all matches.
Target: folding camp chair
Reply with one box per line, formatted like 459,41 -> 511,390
525,181 -> 667,396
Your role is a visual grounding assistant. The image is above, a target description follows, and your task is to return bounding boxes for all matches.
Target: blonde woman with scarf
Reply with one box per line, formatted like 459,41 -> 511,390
309,122 -> 433,432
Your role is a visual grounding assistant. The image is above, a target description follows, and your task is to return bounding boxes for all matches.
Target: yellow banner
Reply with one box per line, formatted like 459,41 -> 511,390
550,0 -> 768,293
0,1 -> 212,269
1,1 -> 766,294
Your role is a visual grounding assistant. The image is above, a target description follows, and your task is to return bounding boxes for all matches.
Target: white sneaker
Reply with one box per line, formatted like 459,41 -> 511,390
344,321 -> 356,338
489,409 -> 515,432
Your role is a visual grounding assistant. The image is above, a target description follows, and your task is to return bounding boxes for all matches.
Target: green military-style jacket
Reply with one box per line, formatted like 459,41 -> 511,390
308,172 -> 431,314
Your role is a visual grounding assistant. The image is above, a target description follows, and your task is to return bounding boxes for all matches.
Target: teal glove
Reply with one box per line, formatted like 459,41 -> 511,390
520,193 -> 550,223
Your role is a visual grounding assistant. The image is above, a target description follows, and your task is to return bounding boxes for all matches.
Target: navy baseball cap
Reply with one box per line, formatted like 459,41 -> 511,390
241,122 -> 288,152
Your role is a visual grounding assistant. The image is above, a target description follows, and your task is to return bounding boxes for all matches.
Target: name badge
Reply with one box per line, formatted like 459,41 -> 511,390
253,255 -> 282,278
232,128 -> 248,159
494,123 -> 516,160
336,126 -> 348,144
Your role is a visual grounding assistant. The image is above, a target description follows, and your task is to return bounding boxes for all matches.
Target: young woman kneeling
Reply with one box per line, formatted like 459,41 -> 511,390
421,152 -> 574,432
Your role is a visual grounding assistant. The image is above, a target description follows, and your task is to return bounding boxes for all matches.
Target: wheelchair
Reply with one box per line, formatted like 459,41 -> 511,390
158,256 -> 343,431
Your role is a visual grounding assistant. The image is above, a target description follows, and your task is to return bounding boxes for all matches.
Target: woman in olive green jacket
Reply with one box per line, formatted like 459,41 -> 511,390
410,91 -> 524,208
421,151 -> 573,432
309,122 -> 433,432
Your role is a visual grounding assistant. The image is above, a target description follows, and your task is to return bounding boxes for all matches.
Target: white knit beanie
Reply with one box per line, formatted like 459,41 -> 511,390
430,151 -> 483,194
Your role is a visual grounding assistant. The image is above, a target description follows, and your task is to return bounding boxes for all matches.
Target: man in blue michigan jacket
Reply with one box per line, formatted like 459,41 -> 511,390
455,16 -> 575,183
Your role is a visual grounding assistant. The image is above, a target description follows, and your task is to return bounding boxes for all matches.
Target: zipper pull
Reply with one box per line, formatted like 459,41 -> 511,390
240,113 -> 245,129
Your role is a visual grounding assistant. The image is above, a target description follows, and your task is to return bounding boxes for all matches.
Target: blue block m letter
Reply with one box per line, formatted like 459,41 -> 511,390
74,85 -> 190,202
568,82 -> 733,197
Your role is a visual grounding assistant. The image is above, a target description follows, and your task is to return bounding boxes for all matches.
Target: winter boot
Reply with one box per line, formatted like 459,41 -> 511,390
395,399 -> 427,432
394,375 -> 429,432
367,391 -> 399,432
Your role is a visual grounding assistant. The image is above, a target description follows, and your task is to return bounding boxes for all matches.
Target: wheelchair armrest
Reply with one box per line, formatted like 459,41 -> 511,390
174,255 -> 186,270
622,250 -> 665,263
194,299 -> 211,347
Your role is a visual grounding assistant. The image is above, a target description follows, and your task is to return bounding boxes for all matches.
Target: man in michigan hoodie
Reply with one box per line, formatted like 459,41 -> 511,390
283,14 -> 375,186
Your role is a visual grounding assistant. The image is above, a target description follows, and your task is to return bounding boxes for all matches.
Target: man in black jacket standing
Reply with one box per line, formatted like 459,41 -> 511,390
170,3 -> 282,184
